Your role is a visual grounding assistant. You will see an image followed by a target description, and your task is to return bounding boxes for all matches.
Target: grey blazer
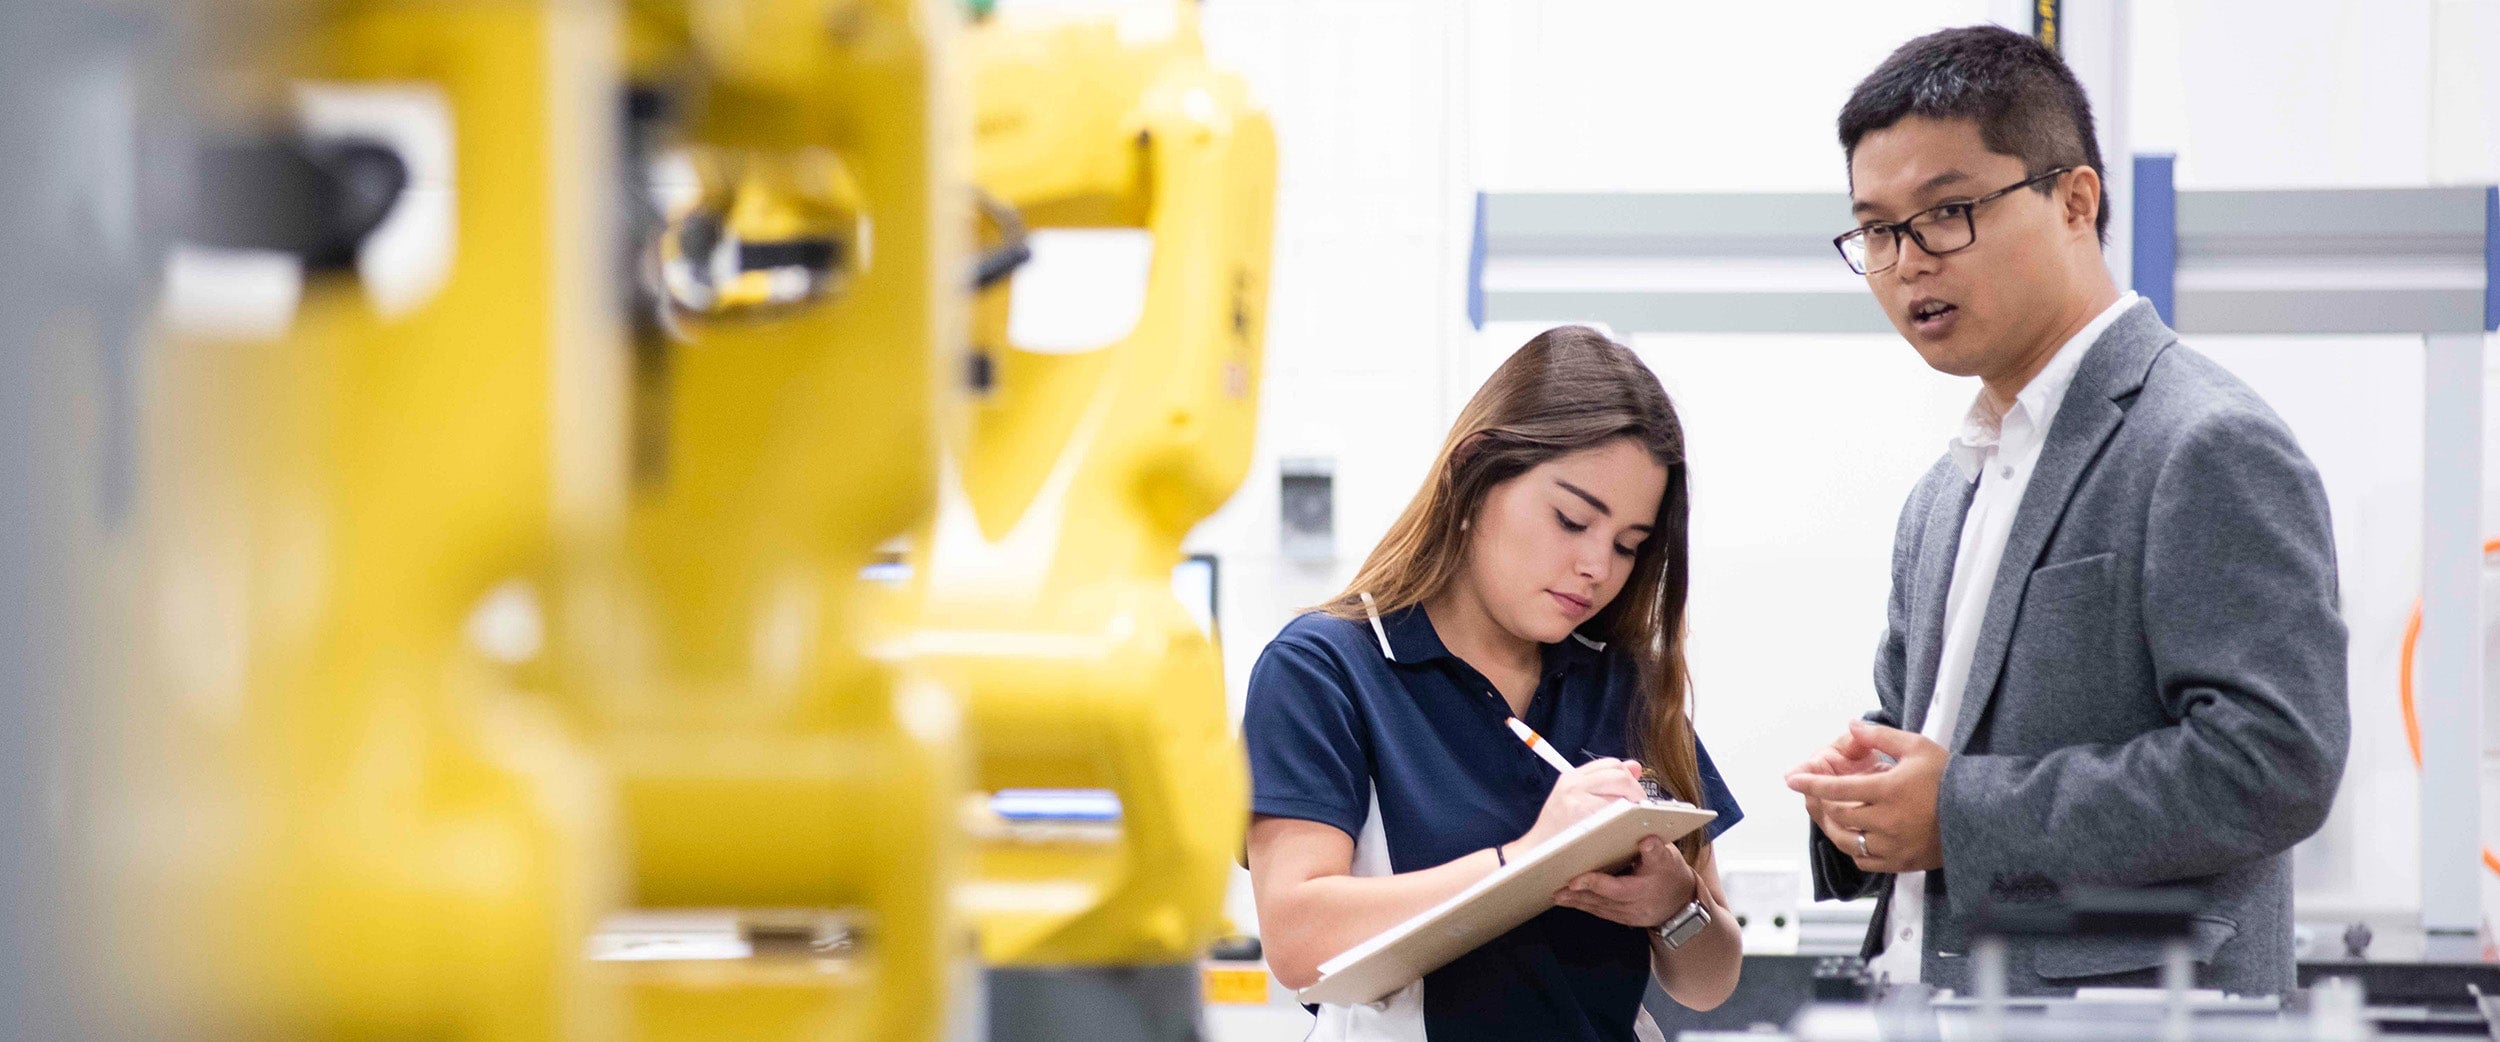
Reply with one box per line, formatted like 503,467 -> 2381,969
1808,299 -> 2349,997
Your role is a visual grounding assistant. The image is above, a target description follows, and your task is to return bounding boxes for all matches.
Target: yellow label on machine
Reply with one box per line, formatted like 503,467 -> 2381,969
1202,967 -> 1270,1005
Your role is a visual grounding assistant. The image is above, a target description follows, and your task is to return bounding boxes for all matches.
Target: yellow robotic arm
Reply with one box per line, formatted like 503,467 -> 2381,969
911,0 -> 1275,980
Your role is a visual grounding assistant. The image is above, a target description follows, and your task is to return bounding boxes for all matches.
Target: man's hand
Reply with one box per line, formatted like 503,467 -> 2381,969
1786,725 -> 1887,853
1785,719 -> 1946,874
1553,835 -> 1696,928
1789,725 -> 1888,781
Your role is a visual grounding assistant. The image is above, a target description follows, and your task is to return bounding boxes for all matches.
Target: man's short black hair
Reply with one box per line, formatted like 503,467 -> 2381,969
1838,24 -> 2108,245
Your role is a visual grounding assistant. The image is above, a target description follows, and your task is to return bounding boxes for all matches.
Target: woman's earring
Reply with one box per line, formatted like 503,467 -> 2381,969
1459,518 -> 1471,532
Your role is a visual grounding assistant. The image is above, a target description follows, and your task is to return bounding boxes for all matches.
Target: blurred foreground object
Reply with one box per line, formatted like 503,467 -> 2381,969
90,0 -> 630,1035
564,0 -> 973,1039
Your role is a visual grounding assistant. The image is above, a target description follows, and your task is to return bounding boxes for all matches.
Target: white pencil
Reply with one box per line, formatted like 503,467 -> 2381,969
1503,717 -> 1578,775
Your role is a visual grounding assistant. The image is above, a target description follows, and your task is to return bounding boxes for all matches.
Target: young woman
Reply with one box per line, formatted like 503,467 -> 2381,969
1244,326 -> 1742,1041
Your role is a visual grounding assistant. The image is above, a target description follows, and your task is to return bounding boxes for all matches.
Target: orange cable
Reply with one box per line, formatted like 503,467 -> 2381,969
2397,537 -> 2500,876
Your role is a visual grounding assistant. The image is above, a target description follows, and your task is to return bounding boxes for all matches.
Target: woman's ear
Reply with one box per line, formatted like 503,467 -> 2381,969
1450,431 -> 1491,468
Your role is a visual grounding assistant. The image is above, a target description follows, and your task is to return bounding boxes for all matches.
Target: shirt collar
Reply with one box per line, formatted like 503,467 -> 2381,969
1378,603 -> 1451,664
1947,290 -> 2138,482
1373,603 -> 1607,673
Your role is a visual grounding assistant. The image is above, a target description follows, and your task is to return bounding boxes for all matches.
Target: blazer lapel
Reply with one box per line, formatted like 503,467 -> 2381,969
1902,478 -> 1976,736
1950,300 -> 2173,754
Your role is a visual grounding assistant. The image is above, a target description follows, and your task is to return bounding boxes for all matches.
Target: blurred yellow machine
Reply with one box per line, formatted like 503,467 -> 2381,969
906,1 -> 1275,1034
78,0 -> 974,1038
557,1 -> 971,1040
89,0 -> 629,1036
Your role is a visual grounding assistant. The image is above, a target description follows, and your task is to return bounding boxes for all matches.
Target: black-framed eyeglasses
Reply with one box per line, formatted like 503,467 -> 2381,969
1833,167 -> 2073,275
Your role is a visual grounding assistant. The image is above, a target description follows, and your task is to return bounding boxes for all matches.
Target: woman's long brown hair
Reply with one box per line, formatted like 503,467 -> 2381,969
1316,325 -> 1707,861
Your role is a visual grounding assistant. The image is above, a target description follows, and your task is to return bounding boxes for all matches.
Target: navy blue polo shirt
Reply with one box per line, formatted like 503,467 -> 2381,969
1245,604 -> 1742,1041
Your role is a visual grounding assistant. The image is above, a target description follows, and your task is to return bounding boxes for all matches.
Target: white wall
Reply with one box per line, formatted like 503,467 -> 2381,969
1180,0 -> 2500,946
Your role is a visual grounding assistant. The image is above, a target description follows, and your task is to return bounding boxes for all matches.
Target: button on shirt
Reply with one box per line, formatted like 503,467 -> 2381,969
1866,292 -> 2138,986
1245,604 -> 1742,1042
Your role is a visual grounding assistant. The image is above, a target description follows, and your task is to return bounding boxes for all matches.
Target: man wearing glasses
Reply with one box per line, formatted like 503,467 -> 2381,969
1783,25 -> 2348,997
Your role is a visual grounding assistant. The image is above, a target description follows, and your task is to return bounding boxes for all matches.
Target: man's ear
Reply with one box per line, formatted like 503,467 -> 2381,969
2064,166 -> 2103,235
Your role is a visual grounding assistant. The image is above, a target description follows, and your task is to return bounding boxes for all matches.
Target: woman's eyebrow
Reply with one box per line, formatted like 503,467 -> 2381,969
1554,480 -> 1611,516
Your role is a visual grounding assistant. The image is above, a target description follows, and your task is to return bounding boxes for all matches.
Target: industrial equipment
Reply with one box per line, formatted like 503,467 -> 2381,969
90,1 -> 632,1035
561,1 -> 974,1039
906,1 -> 1276,1036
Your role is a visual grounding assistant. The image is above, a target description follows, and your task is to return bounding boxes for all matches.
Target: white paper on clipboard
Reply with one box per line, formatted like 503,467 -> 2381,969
1295,799 -> 1717,1008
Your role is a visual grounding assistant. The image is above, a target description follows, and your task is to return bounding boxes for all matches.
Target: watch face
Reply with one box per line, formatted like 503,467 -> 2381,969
1659,903 -> 1709,947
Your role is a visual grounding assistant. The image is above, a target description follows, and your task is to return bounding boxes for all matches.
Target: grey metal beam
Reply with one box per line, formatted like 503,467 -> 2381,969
2174,187 -> 2489,335
2177,187 -> 2490,250
1471,185 -> 2494,336
1482,289 -> 1890,335
1484,192 -> 1848,258
2419,332 -> 2486,962
1474,192 -> 1889,335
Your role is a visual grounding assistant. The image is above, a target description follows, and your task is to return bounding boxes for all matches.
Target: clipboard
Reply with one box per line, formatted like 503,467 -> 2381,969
1295,799 -> 1717,1007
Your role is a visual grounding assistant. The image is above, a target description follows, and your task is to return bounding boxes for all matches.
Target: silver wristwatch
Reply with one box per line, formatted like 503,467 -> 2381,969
1655,900 -> 1711,949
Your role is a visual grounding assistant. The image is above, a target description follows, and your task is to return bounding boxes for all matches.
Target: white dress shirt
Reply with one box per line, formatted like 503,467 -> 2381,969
1866,292 -> 2138,986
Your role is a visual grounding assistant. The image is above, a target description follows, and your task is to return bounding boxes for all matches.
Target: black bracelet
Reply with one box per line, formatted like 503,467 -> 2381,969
1493,843 -> 1506,867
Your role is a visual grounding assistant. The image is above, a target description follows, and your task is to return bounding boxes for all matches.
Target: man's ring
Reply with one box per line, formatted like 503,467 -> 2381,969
1854,830 -> 1869,858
